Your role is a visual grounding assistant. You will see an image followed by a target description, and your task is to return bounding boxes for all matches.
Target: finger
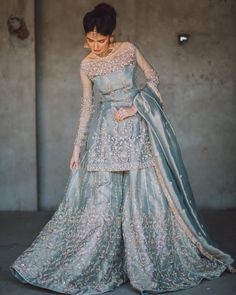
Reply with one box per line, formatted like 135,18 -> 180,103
115,113 -> 121,121
121,110 -> 127,119
120,113 -> 125,120
119,109 -> 124,116
70,161 -> 73,169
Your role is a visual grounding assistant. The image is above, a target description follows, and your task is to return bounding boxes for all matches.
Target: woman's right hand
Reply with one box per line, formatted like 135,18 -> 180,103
70,145 -> 80,170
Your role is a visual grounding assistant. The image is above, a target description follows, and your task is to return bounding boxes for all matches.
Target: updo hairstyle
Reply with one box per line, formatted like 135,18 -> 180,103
83,2 -> 117,36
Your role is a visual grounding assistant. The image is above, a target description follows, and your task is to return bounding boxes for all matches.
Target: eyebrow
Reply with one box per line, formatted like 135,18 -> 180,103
87,37 -> 107,41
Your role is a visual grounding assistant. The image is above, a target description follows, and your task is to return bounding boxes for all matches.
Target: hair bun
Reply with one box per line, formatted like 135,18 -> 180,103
83,2 -> 117,35
94,2 -> 117,17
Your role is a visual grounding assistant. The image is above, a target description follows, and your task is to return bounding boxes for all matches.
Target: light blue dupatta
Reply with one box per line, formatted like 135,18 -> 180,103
133,85 -> 236,272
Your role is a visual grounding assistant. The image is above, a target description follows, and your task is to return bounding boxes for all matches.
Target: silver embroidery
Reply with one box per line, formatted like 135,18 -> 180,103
76,41 -> 160,171
80,43 -> 136,79
74,95 -> 95,148
144,67 -> 160,85
11,168 -> 229,293
87,109 -> 154,171
144,66 -> 163,106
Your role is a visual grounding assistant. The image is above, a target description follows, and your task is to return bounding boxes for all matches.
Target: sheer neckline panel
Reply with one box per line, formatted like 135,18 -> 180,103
82,42 -> 134,64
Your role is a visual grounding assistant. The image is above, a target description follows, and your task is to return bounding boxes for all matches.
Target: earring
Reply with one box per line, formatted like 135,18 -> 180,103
83,38 -> 89,48
110,34 -> 115,44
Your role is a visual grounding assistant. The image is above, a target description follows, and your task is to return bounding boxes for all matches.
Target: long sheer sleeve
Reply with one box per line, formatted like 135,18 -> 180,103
135,45 -> 164,106
73,65 -> 94,149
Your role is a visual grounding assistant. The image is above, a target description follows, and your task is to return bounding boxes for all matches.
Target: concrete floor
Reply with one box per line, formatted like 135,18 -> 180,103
0,210 -> 236,295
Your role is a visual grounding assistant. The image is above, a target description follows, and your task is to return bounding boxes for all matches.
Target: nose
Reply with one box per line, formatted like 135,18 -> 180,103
94,42 -> 99,50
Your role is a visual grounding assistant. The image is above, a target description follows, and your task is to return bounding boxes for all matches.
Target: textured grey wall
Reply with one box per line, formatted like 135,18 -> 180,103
0,0 -> 236,210
0,0 -> 37,210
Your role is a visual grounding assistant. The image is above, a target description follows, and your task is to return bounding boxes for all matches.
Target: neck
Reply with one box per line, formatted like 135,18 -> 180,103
93,43 -> 115,58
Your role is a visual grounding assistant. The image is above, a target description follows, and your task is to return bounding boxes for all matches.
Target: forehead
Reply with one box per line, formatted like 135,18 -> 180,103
86,31 -> 109,40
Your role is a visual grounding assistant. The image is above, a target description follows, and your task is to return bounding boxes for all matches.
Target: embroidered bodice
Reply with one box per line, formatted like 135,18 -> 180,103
74,41 -> 163,171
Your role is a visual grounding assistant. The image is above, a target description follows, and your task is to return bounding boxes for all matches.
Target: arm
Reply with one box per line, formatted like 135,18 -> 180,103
70,66 -> 94,169
135,45 -> 164,107
73,66 -> 94,152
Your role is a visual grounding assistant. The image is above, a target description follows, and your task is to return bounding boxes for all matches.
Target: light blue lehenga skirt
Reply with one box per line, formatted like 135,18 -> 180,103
10,85 -> 236,295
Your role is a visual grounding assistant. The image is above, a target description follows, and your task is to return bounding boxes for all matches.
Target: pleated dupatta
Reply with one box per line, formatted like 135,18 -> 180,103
133,85 -> 236,273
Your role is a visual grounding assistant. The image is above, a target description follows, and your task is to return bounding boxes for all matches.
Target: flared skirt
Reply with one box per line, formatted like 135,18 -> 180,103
10,150 -> 231,295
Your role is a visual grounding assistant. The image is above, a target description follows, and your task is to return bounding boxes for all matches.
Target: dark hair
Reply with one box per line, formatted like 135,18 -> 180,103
83,2 -> 117,36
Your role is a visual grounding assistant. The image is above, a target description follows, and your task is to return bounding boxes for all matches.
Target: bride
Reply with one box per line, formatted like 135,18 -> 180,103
10,2 -> 236,295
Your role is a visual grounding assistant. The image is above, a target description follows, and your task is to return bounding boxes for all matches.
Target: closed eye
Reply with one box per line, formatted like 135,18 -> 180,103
87,38 -> 107,43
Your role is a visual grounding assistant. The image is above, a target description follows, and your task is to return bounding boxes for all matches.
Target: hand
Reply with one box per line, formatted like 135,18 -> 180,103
69,145 -> 80,170
114,105 -> 138,121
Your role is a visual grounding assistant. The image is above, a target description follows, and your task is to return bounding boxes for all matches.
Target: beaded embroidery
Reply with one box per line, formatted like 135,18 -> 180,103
74,41 -> 163,171
87,110 -> 154,171
74,95 -> 95,148
144,68 -> 160,85
80,42 -> 136,79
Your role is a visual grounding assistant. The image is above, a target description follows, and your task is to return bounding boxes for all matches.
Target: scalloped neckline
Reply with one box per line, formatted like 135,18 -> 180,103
82,42 -> 132,63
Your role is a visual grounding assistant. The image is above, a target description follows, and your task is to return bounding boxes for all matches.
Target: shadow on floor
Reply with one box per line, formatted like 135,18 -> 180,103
0,209 -> 236,295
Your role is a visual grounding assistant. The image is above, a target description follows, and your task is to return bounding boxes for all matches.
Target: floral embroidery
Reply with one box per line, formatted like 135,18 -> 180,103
80,42 -> 136,79
74,95 -> 95,148
10,168 -> 229,294
87,107 -> 154,172
144,67 -> 160,85
10,40 -> 235,295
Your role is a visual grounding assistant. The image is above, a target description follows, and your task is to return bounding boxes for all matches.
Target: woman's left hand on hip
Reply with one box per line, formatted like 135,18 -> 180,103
114,105 -> 137,121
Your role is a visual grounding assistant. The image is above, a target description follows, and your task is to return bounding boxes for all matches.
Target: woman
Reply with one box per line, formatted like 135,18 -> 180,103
10,3 -> 236,295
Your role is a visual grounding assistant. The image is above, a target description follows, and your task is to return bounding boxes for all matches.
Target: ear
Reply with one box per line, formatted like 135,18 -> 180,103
109,30 -> 116,44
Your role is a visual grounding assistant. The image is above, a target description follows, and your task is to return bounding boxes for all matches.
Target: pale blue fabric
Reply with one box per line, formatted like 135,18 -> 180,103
10,54 -> 236,295
85,64 -> 154,172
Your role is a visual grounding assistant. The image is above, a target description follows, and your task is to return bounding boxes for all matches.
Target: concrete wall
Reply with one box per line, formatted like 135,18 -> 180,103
0,0 -> 236,210
0,0 -> 37,210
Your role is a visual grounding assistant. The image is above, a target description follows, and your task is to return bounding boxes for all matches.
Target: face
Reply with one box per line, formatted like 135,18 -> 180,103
86,29 -> 111,55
